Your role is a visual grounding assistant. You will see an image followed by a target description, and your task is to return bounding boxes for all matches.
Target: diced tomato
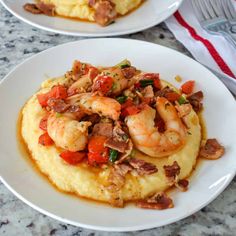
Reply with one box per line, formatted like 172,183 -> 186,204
143,73 -> 160,80
165,92 -> 181,102
88,136 -> 109,165
92,75 -> 113,95
143,97 -> 151,105
39,114 -> 49,131
88,67 -> 99,81
37,85 -> 68,108
134,82 -> 141,89
38,133 -> 54,146
60,151 -> 85,165
121,98 -> 133,109
50,85 -> 68,100
181,80 -> 195,95
121,105 -> 141,117
37,93 -> 50,107
153,78 -> 161,90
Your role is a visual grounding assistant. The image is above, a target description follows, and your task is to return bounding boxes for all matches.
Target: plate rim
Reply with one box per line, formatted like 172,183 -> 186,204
0,0 -> 184,37
0,38 -> 236,232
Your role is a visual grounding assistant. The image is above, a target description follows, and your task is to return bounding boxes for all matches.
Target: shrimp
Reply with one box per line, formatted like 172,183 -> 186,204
47,113 -> 91,152
126,97 -> 187,157
67,75 -> 92,95
67,93 -> 121,120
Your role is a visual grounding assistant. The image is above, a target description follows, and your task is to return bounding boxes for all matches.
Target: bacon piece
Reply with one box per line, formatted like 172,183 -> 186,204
155,86 -> 174,97
36,2 -> 55,16
47,98 -> 70,113
23,3 -> 43,14
128,158 -> 158,175
176,179 -> 189,192
187,91 -> 203,113
105,138 -> 128,153
199,139 -> 225,160
121,66 -> 137,79
113,124 -> 129,142
93,1 -> 117,26
163,161 -> 180,182
81,114 -> 101,125
136,192 -> 174,210
92,122 -> 113,138
107,163 -> 133,207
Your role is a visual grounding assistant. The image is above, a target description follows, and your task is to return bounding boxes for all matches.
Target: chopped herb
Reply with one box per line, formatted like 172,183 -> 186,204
109,149 -> 118,163
116,96 -> 127,104
140,79 -> 154,87
111,82 -> 118,91
115,59 -> 131,69
178,96 -> 187,105
56,113 -> 62,118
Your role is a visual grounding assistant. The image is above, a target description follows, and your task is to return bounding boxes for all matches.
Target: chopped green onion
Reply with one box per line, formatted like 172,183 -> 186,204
116,96 -> 127,104
115,59 -> 131,69
56,112 -> 62,118
140,79 -> 154,87
109,149 -> 118,163
111,82 -> 118,91
178,96 -> 187,105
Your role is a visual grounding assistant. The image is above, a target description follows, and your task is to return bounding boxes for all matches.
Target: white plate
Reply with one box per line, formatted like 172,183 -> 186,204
0,38 -> 236,232
0,0 -> 183,37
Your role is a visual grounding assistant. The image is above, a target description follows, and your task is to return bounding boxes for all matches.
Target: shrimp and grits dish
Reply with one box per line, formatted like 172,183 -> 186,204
23,0 -> 143,26
20,59 -> 225,209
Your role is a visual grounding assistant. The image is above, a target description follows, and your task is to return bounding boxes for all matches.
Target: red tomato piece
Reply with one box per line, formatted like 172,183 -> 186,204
37,93 -> 50,107
181,80 -> 195,95
121,99 -> 133,109
88,136 -> 109,165
49,85 -> 68,100
134,82 -> 141,89
143,73 -> 160,80
165,92 -> 181,102
89,67 -> 99,81
93,75 -> 113,95
38,133 -> 54,146
39,114 -> 49,131
60,151 -> 85,165
153,78 -> 161,90
121,105 -> 141,117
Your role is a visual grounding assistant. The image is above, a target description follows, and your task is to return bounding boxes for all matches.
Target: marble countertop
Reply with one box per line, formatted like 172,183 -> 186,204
0,4 -> 236,236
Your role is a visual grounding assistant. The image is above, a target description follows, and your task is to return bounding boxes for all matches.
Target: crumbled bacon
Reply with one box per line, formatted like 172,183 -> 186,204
47,98 -> 70,113
23,3 -> 43,14
176,179 -> 189,192
199,139 -> 225,160
115,140 -> 133,164
155,86 -> 174,97
93,0 -> 117,26
92,122 -> 113,138
128,158 -> 158,175
163,161 -> 180,181
107,163 -> 133,207
187,91 -> 203,113
121,66 -> 137,79
36,2 -> 55,16
81,114 -> 101,125
136,192 -> 174,210
105,138 -> 128,153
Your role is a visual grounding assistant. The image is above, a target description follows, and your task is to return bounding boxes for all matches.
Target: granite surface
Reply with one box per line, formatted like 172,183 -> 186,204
0,4 -> 236,236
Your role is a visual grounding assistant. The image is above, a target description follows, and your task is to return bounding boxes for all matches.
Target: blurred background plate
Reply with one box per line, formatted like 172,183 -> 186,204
0,0 -> 183,37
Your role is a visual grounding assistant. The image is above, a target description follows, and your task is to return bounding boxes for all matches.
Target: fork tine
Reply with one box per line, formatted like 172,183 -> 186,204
220,0 -> 234,20
191,0 -> 207,21
225,0 -> 236,20
208,0 -> 223,17
195,0 -> 211,20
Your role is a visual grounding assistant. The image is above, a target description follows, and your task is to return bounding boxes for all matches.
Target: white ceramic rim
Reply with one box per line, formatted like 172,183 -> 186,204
0,38 -> 235,232
0,0 -> 183,37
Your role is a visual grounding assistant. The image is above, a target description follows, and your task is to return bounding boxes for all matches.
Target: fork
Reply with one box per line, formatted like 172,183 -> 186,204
191,0 -> 236,48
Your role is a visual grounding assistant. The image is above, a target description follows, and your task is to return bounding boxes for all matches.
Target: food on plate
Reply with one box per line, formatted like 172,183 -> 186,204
23,0 -> 143,26
20,59 -> 225,209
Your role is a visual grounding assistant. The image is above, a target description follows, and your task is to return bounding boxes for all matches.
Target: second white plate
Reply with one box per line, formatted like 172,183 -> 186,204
1,0 -> 183,37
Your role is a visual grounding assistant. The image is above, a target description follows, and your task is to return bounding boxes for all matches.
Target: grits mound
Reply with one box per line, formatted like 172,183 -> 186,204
39,0 -> 142,21
21,78 -> 201,203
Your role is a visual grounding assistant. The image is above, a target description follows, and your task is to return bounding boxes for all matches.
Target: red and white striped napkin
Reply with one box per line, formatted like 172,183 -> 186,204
165,0 -> 236,95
